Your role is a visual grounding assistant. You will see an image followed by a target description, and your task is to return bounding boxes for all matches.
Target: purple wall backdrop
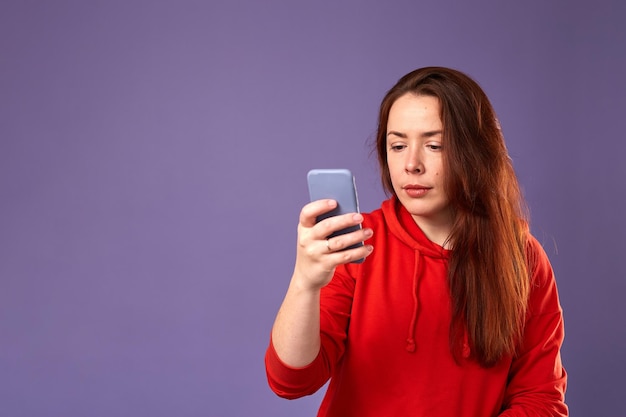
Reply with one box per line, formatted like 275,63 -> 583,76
1,1 -> 624,416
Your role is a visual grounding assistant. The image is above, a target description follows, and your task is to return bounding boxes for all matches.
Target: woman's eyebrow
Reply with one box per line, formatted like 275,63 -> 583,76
422,130 -> 443,138
387,130 -> 442,138
387,130 -> 407,138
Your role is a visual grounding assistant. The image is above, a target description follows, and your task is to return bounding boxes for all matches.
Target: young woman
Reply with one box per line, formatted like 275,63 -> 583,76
265,67 -> 568,416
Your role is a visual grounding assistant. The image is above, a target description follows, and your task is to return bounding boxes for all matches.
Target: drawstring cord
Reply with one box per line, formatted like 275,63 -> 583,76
406,251 -> 420,353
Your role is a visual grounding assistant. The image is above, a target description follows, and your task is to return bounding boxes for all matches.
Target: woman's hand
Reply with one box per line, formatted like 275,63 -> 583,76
270,199 -> 373,367
292,199 -> 374,291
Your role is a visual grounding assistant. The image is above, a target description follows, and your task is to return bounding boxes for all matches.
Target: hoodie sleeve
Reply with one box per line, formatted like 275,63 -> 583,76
498,236 -> 568,416
265,264 -> 357,399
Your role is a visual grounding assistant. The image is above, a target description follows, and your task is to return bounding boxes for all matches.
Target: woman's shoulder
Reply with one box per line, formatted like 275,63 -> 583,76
525,232 -> 564,315
525,233 -> 554,279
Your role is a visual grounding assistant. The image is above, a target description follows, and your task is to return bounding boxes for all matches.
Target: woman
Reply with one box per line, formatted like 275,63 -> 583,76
265,67 -> 568,416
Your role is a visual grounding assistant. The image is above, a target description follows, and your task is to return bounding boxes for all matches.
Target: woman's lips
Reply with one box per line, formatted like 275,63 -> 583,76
403,185 -> 431,197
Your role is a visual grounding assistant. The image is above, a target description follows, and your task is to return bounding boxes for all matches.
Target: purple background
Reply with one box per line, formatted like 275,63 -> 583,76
1,1 -> 624,416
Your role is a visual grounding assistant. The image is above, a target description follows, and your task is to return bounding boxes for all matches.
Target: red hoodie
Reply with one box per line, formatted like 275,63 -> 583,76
266,197 -> 568,416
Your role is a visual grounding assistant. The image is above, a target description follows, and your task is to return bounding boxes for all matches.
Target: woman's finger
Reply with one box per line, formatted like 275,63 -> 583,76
299,199 -> 337,228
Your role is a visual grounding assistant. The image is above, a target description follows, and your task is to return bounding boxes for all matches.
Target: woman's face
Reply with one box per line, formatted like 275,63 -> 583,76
386,93 -> 453,232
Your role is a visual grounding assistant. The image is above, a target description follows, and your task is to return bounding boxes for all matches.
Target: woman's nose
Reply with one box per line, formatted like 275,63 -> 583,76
405,148 -> 423,173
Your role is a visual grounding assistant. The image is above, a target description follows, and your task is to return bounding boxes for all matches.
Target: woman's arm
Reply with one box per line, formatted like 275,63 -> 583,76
499,237 -> 568,416
270,199 -> 373,367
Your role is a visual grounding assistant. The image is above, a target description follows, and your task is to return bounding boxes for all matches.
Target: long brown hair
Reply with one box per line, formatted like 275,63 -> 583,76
375,67 -> 530,367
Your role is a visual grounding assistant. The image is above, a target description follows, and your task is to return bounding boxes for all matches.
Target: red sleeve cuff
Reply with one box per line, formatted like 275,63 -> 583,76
265,335 -> 329,399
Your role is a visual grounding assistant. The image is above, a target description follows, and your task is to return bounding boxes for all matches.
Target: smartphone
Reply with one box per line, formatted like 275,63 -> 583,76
307,169 -> 364,263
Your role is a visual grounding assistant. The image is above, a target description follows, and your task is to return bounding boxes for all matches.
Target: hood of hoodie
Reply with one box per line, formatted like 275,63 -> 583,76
381,197 -> 451,260
379,197 -> 451,352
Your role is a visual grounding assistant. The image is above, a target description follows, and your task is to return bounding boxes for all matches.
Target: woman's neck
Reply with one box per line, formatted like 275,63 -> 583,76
411,212 -> 454,249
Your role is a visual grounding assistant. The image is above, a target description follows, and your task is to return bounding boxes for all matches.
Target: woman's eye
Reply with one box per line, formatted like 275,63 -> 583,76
427,144 -> 442,151
390,144 -> 406,151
